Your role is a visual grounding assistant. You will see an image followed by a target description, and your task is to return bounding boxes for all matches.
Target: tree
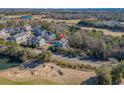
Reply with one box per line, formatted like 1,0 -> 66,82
6,21 -> 14,28
0,23 -> 4,30
19,21 -> 25,28
96,66 -> 112,85
111,62 -> 124,84
39,20 -> 51,30
37,50 -> 52,62
16,48 -> 37,62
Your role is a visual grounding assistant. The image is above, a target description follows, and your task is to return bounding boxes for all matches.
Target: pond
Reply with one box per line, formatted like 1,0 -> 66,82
0,55 -> 21,70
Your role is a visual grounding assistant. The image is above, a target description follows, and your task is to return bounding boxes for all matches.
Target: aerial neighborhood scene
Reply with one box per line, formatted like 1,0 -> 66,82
1,8 -> 124,85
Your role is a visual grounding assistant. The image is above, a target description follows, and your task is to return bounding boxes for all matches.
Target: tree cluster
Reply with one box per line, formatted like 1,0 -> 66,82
68,30 -> 124,61
77,20 -> 124,32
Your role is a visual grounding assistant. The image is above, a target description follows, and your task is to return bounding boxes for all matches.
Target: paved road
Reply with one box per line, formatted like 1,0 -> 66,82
34,48 -> 113,67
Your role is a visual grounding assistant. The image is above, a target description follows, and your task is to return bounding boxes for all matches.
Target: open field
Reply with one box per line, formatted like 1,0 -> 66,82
6,15 -> 44,19
81,27 -> 124,36
6,15 -> 24,19
0,63 -> 96,85
6,14 -> 80,25
0,77 -> 57,85
40,18 -> 80,25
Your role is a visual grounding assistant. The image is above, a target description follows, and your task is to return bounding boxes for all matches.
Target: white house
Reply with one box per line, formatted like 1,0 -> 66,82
38,38 -> 46,46
24,24 -> 32,31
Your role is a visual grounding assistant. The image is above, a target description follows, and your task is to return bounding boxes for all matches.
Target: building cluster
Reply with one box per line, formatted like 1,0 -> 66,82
0,23 -> 69,49
0,14 -> 7,21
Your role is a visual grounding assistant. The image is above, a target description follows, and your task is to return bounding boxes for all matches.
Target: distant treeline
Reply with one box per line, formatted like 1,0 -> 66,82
77,20 -> 124,32
1,9 -> 124,21
44,9 -> 124,21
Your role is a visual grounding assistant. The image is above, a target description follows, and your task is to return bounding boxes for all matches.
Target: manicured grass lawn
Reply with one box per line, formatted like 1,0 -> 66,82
0,77 -> 59,85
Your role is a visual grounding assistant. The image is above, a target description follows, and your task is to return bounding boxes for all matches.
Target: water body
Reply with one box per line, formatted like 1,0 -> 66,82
0,55 -> 20,70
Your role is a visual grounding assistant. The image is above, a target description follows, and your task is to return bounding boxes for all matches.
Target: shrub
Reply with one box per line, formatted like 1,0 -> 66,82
37,50 -> 52,62
96,66 -> 112,85
111,62 -> 124,84
50,57 -> 96,71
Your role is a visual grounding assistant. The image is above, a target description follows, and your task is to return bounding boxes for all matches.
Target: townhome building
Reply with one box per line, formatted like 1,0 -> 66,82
0,30 -> 10,40
12,31 -> 32,44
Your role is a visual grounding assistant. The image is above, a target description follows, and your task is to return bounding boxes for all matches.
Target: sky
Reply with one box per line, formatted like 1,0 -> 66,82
0,0 -> 124,8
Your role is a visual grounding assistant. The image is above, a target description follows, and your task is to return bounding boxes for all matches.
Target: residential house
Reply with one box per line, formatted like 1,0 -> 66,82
27,36 -> 46,47
54,41 -> 63,48
20,15 -> 32,20
32,26 -> 46,37
10,27 -> 25,35
24,24 -> 32,31
12,31 -> 32,44
0,14 -> 7,21
45,32 -> 57,41
38,37 -> 46,47
54,38 -> 69,48
0,30 -> 10,40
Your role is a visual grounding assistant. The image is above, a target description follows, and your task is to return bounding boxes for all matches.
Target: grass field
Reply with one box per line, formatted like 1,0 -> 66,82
6,14 -> 80,25
41,18 -> 80,25
81,27 -> 124,36
0,77 -> 58,85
